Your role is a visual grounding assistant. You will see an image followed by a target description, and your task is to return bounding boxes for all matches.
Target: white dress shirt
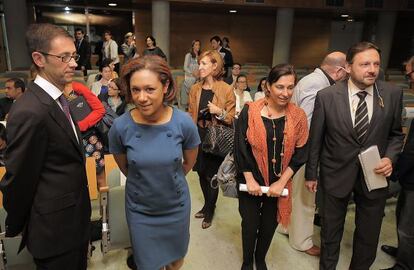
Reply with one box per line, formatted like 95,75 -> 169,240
348,79 -> 374,127
34,75 -> 79,142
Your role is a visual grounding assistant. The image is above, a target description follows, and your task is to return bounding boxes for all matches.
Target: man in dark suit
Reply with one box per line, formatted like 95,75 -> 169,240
224,63 -> 242,86
74,28 -> 91,76
305,42 -> 404,270
0,78 -> 26,120
210,35 -> 233,78
0,23 -> 91,270
381,55 -> 414,270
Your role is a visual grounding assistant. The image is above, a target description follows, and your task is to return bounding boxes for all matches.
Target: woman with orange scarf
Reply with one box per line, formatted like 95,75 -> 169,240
234,64 -> 308,270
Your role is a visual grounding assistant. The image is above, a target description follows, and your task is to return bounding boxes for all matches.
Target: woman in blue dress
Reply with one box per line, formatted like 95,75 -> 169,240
108,55 -> 200,270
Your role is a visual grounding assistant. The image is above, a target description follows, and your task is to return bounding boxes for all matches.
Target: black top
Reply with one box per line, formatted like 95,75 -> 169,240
197,89 -> 214,123
143,47 -> 167,61
234,105 -> 307,185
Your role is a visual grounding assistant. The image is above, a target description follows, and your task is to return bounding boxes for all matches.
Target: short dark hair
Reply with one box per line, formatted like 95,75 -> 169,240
104,30 -> 112,36
75,28 -> 84,34
233,63 -> 242,69
210,36 -> 222,45
120,55 -> 176,103
110,78 -> 125,97
6,78 -> 25,93
346,42 -> 381,64
267,63 -> 297,86
100,59 -> 112,72
236,74 -> 247,82
257,77 -> 267,92
26,23 -> 72,55
146,36 -> 156,47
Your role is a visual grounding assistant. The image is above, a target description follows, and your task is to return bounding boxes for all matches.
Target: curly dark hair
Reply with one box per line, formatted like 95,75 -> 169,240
120,55 -> 176,103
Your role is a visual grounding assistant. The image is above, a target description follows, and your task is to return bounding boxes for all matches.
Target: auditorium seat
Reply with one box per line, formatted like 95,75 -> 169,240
99,155 -> 130,255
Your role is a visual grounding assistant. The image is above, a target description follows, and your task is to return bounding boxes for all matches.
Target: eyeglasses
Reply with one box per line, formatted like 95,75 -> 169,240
39,52 -> 80,63
336,66 -> 347,72
405,71 -> 414,80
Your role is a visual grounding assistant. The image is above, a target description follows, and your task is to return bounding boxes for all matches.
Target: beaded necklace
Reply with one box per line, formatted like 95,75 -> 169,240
265,101 -> 286,178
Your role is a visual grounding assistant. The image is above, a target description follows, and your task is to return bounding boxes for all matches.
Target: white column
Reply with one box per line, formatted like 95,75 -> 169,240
3,0 -> 31,69
272,8 -> 294,66
376,11 -> 396,70
85,8 -> 90,39
152,0 -> 170,61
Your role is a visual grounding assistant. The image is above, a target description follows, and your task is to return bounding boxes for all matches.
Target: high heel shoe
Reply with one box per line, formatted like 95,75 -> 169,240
194,207 -> 205,219
201,214 -> 213,229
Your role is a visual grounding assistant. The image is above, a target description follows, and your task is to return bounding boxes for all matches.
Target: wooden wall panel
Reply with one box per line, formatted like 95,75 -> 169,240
290,17 -> 331,69
133,9 -> 331,68
134,10 -> 276,67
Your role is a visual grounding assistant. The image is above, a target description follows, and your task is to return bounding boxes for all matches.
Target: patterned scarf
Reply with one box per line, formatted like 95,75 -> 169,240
246,98 -> 308,227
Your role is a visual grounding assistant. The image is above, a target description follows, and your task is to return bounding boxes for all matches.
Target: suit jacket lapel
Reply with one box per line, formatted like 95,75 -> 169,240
30,83 -> 83,157
337,82 -> 359,142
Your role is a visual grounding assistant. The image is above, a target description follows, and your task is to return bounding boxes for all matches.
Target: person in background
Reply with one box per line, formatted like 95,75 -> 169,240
234,74 -> 252,116
224,63 -> 242,86
254,77 -> 267,101
188,50 -> 236,229
64,81 -> 106,188
143,35 -> 167,61
180,39 -> 201,111
98,78 -> 126,116
121,32 -> 138,63
210,36 -> 233,78
109,55 -> 200,270
234,63 -> 308,270
74,28 -> 91,76
222,37 -> 231,51
0,78 -> 25,120
91,59 -> 113,96
286,51 -> 347,257
102,30 -> 120,74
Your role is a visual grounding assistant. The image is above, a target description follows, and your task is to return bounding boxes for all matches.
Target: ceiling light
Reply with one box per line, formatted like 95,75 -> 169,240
64,6 -> 71,11
341,14 -> 349,17
347,18 -> 354,22
229,10 -> 237,13
108,3 -> 117,7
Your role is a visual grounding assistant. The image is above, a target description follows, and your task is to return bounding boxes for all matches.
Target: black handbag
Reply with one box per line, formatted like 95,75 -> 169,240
202,124 -> 234,157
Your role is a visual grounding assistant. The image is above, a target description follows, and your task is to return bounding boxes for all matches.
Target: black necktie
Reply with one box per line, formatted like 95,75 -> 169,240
354,91 -> 369,142
58,95 -> 71,124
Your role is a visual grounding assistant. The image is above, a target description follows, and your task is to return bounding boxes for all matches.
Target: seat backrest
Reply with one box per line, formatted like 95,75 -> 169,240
107,185 -> 130,250
86,157 -> 98,200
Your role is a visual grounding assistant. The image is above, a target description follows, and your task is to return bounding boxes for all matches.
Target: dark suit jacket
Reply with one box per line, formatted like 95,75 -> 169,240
394,118 -> 414,190
305,80 -> 404,199
0,97 -> 13,120
75,39 -> 91,70
0,82 -> 91,259
224,76 -> 233,85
